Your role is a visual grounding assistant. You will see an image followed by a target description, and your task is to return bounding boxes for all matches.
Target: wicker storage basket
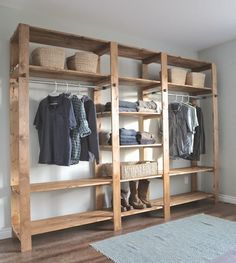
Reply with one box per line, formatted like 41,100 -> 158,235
168,68 -> 187,85
31,47 -> 65,69
186,72 -> 206,87
67,51 -> 98,73
98,161 -> 158,180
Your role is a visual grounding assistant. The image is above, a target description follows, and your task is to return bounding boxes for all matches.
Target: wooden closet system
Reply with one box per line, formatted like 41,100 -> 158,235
9,24 -> 219,252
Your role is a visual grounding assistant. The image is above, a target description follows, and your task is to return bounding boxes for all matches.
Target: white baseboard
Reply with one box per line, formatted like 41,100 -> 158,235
0,227 -> 12,240
219,194 -> 236,204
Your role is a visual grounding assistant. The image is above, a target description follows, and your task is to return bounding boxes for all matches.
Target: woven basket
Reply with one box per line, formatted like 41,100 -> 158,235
98,161 -> 158,180
168,68 -> 187,85
67,51 -> 98,73
31,47 -> 65,69
186,72 -> 206,87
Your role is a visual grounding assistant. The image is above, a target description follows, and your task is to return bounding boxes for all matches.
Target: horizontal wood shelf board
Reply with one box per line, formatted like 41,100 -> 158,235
121,204 -> 163,217
170,191 -> 214,206
29,25 -> 109,52
31,178 -> 112,193
100,144 -> 162,150
31,210 -> 113,235
150,191 -> 213,208
168,83 -> 212,94
119,76 -> 160,87
169,166 -> 214,176
118,44 -> 161,60
97,112 -> 161,118
167,55 -> 212,70
29,65 -> 109,84
121,174 -> 163,182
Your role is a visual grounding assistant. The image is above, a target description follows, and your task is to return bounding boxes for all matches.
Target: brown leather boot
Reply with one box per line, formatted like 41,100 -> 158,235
121,189 -> 132,211
138,179 -> 152,208
129,181 -> 145,209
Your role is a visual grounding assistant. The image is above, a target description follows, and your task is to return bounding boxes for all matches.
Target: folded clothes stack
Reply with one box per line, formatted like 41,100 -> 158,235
137,100 -> 162,113
105,100 -> 137,112
119,128 -> 138,145
136,131 -> 156,144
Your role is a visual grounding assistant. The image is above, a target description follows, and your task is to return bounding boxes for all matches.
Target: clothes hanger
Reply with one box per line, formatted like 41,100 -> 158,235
49,81 -> 60,97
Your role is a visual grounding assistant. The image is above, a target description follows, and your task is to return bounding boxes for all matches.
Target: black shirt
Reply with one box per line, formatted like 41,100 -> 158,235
34,94 -> 76,166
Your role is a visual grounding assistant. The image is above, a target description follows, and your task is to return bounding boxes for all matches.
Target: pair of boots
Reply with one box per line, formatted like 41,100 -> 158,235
129,180 -> 152,209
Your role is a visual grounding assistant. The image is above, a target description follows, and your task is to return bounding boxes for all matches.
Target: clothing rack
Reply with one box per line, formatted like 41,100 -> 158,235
146,91 -> 213,100
29,79 -> 110,89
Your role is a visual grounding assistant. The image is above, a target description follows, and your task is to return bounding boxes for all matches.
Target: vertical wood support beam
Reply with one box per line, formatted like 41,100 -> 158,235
10,35 -> 20,238
139,64 -> 148,161
191,98 -> 198,192
211,63 -> 219,203
18,24 -> 32,252
93,56 -> 104,209
110,42 -> 121,231
160,53 -> 170,220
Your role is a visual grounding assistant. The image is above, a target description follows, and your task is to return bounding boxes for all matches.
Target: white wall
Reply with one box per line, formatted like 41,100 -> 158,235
199,40 -> 236,200
0,5 -> 198,236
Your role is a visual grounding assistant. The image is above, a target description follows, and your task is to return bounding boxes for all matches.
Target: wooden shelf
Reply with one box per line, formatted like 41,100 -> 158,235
31,210 -> 113,235
97,111 -> 161,119
119,76 -> 160,88
169,166 -> 214,176
168,82 -> 212,94
29,65 -> 110,85
170,191 -> 214,206
121,173 -> 162,182
121,203 -> 163,217
167,55 -> 212,71
100,143 -> 162,150
12,178 -> 112,193
122,191 -> 213,218
29,25 -> 110,54
118,44 -> 161,61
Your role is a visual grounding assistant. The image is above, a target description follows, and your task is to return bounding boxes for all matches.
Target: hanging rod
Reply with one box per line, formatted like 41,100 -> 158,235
29,79 -> 110,89
146,91 -> 213,100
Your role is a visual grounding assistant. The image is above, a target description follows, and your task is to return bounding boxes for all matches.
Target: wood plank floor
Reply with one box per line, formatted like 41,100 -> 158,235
0,201 -> 236,263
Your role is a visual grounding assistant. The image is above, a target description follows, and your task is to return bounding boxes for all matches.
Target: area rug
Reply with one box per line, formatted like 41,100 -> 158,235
91,214 -> 236,263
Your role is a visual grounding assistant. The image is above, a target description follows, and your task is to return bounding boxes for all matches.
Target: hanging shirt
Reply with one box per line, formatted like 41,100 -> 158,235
80,96 -> 100,164
34,94 -> 76,166
70,95 -> 91,165
169,103 -> 199,159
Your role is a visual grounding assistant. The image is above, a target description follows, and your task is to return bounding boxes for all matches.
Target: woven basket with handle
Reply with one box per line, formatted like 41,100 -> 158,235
98,161 -> 158,180
31,47 -> 65,69
186,72 -> 206,87
67,51 -> 98,73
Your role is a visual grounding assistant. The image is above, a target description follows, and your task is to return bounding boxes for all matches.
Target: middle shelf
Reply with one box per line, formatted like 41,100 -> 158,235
100,144 -> 163,150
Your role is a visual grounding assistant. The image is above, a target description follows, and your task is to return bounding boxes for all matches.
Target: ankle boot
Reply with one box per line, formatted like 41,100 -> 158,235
138,179 -> 152,208
121,189 -> 132,211
129,181 -> 145,209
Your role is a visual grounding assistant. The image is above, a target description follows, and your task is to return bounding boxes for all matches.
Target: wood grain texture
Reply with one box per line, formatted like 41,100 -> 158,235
110,42 -> 122,231
169,166 -> 213,176
211,63 -> 219,203
18,24 -> 31,252
93,56 -> 105,210
29,24 -> 109,52
100,144 -> 162,150
1,201 -> 233,261
160,53 -> 170,220
12,178 -> 113,193
97,111 -> 161,119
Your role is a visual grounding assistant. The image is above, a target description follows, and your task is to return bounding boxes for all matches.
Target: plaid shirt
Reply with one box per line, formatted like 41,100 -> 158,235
70,95 -> 91,164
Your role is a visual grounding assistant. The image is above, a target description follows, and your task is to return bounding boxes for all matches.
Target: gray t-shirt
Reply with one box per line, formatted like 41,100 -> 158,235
34,94 -> 76,166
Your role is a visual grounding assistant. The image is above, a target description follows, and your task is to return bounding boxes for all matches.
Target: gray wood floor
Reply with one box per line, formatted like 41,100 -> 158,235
0,201 -> 236,263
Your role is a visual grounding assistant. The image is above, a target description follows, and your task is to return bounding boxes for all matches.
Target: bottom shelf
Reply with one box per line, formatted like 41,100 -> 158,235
122,191 -> 213,217
31,192 -> 213,235
31,210 -> 113,235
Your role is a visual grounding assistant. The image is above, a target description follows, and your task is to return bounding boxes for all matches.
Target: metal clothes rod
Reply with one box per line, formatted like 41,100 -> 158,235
29,79 -> 110,89
146,91 -> 213,100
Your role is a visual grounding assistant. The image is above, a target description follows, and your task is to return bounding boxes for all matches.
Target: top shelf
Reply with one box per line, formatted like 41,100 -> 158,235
24,25 -> 212,70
